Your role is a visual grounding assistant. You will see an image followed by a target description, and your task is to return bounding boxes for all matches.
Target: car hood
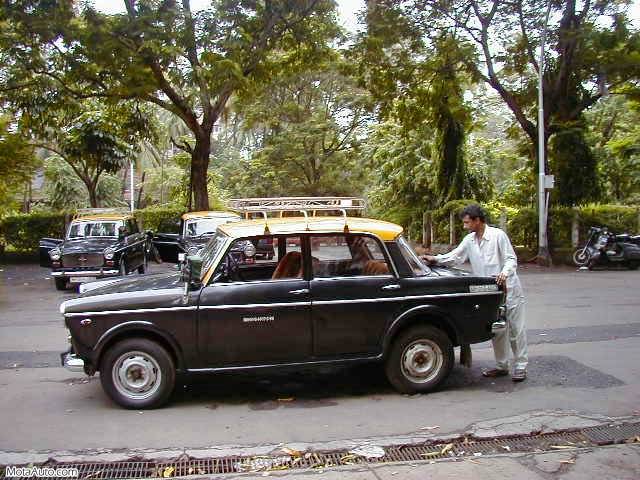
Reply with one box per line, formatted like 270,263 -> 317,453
78,271 -> 183,297
62,238 -> 117,254
182,237 -> 210,248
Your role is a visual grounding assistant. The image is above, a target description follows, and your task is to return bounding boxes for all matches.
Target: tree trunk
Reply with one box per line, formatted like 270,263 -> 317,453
191,134 -> 211,211
87,183 -> 99,208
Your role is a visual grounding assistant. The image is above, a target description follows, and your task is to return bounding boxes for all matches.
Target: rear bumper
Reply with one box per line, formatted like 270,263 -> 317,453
60,348 -> 85,373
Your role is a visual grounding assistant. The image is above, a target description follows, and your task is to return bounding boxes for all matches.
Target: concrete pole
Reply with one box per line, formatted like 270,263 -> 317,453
130,161 -> 135,213
537,0 -> 552,266
449,210 -> 456,246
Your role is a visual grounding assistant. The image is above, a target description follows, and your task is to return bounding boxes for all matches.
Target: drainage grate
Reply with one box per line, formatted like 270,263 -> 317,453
2,423 -> 639,479
583,423 -> 640,445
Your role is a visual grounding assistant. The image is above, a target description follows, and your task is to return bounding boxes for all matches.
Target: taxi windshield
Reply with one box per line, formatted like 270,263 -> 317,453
199,231 -> 230,279
397,236 -> 430,277
185,217 -> 238,237
67,221 -> 122,239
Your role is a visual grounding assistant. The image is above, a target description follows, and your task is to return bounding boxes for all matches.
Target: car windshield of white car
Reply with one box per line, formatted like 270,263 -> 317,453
67,221 -> 121,239
185,218 -> 236,237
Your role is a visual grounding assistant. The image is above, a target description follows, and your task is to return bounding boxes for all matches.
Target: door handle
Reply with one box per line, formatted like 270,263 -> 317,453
381,284 -> 401,291
288,288 -> 309,295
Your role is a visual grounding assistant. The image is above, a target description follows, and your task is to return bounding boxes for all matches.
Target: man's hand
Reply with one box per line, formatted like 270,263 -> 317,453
421,254 -> 437,265
496,272 -> 508,286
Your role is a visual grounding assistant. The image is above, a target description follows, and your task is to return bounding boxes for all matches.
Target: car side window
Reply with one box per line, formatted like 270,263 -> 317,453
310,234 -> 391,278
219,235 -> 303,283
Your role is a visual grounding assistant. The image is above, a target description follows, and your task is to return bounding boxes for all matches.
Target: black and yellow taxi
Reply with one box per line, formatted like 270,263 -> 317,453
40,209 -> 149,290
60,207 -> 506,409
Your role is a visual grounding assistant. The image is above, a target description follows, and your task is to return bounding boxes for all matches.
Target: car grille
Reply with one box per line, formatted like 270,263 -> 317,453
61,253 -> 104,268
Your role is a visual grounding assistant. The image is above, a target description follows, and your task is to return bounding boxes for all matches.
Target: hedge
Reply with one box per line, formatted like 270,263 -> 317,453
0,212 -> 68,253
428,203 -> 640,250
133,206 -> 183,234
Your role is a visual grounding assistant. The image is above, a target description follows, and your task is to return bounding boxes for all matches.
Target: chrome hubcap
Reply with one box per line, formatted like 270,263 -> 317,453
113,351 -> 161,400
401,340 -> 443,383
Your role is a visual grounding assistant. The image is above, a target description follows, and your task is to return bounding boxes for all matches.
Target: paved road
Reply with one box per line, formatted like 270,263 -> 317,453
0,261 -> 638,454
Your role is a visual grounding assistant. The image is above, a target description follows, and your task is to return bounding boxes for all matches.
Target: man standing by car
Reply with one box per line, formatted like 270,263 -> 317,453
422,204 -> 528,381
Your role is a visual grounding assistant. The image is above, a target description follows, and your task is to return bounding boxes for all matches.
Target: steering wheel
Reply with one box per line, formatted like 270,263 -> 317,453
225,252 -> 245,282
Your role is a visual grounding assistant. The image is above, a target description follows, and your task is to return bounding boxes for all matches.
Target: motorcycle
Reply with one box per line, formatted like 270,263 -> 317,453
573,226 -> 640,270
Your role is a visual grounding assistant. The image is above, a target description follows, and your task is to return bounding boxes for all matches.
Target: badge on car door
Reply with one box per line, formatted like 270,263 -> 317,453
243,315 -> 275,323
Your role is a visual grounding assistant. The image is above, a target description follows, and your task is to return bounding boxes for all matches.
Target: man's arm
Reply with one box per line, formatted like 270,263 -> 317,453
496,230 -> 518,285
424,236 -> 469,267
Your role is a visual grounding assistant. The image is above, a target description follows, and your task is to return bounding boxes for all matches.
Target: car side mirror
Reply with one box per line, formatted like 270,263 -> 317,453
181,255 -> 203,289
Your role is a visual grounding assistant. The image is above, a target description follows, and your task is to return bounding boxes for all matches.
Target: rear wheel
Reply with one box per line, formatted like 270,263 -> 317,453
100,338 -> 175,409
385,325 -> 453,394
54,277 -> 67,291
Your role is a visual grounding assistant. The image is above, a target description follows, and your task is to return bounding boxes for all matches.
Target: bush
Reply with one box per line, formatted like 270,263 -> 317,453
577,204 -> 639,241
134,205 -> 184,233
431,199 -> 476,243
0,212 -> 69,253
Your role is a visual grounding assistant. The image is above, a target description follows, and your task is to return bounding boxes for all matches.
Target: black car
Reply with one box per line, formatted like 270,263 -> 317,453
61,215 -> 506,409
152,211 -> 241,263
40,210 -> 149,290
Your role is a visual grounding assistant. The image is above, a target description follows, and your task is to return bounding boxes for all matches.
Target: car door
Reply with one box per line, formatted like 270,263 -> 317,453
309,233 -> 400,357
197,235 -> 312,367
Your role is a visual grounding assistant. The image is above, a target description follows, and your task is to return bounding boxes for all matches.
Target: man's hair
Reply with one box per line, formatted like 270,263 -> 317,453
461,204 -> 486,222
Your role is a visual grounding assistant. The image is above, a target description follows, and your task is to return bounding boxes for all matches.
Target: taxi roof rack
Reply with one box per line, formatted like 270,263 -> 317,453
228,197 -> 366,235
228,197 -> 365,216
74,208 -> 130,219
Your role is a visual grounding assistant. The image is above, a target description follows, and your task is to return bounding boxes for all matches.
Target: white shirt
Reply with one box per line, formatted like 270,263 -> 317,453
435,225 -> 524,305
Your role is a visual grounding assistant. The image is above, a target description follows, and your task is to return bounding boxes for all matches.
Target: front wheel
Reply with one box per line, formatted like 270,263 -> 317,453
573,248 -> 590,267
100,338 -> 175,409
138,254 -> 148,274
385,325 -> 453,394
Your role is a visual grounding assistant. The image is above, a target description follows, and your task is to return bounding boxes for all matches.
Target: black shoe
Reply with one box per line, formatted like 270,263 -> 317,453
512,368 -> 527,382
482,368 -> 509,378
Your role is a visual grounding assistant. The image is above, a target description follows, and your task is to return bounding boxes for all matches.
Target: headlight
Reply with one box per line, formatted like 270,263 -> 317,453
103,247 -> 115,260
49,248 -> 61,261
187,246 -> 201,256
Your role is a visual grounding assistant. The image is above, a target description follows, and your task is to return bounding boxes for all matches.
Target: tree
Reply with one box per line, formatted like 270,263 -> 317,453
363,0 -> 640,205
586,96 -> 640,203
1,0 -> 340,210
353,4 -> 482,207
26,100 -> 154,207
226,61 -> 372,197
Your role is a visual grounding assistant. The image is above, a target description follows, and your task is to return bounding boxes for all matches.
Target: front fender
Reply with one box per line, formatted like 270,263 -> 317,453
383,304 -> 462,354
93,321 -> 184,369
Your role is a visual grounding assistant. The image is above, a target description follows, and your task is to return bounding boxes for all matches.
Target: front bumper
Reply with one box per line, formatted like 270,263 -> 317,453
60,348 -> 85,373
52,269 -> 119,278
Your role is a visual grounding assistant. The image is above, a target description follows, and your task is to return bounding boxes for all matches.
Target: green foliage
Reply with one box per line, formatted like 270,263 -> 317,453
134,206 -> 184,234
366,121 -> 435,239
0,115 -> 41,215
42,156 -> 126,210
226,61 -> 372,197
0,212 -> 68,253
577,205 -> 639,239
550,124 -> 601,206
